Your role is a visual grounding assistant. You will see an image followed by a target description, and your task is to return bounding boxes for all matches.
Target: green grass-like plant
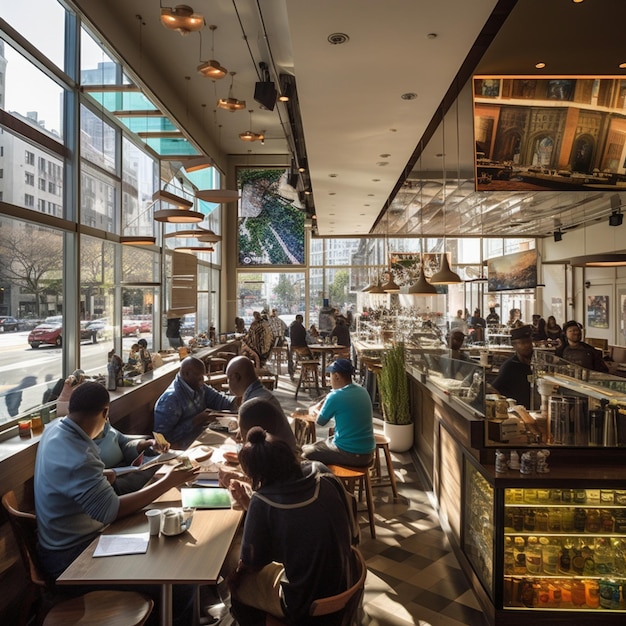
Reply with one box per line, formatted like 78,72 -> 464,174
378,342 -> 411,425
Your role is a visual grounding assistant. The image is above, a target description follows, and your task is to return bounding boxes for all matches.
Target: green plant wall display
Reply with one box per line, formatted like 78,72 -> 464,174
378,343 -> 411,425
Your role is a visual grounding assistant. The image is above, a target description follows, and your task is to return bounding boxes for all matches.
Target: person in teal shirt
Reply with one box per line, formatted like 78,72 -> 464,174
302,359 -> 375,467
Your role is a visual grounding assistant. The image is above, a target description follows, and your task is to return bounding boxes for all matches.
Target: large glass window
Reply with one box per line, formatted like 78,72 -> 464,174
0,38 -> 65,139
0,215 -> 64,425
80,162 -> 117,231
81,104 -> 117,174
1,0 -> 67,71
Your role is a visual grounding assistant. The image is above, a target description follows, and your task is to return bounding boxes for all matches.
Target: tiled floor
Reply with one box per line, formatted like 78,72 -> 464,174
214,370 -> 489,626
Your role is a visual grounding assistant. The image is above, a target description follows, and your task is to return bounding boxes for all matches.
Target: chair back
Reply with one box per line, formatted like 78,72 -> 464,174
2,480 -> 53,590
293,346 -> 315,361
309,546 -> 367,621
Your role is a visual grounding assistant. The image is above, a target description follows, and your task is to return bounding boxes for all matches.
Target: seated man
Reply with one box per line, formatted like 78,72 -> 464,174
226,357 -> 296,451
555,320 -> 608,373
34,382 -> 198,580
94,421 -> 168,495
228,427 -> 355,625
301,359 -> 375,468
154,356 -> 237,449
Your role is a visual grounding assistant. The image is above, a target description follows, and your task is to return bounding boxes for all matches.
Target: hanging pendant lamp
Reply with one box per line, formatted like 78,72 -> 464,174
407,259 -> 437,296
382,272 -> 400,293
196,189 -> 240,203
217,72 -> 246,112
197,26 -> 227,79
430,253 -> 462,284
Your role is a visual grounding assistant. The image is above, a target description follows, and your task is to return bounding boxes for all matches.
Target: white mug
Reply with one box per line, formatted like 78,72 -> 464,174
145,509 -> 162,536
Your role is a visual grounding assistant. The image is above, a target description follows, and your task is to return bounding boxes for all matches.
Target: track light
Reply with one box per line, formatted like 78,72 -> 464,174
553,229 -> 563,242
609,211 -> 623,227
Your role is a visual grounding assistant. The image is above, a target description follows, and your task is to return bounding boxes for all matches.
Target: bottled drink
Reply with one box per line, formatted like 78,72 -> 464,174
595,538 -> 614,575
559,545 -> 572,573
548,509 -> 562,532
585,579 -> 600,608
571,580 -> 586,606
523,509 -> 536,531
561,507 -> 575,532
526,540 -> 542,575
535,510 -> 549,531
574,489 -> 586,504
573,508 -> 587,532
585,509 -> 602,533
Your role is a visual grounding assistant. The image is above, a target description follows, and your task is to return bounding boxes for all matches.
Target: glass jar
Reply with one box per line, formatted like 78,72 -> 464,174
585,579 -> 600,609
574,508 -> 587,532
561,507 -> 575,532
523,509 -> 536,532
548,509 -> 562,532
526,541 -> 542,575
535,510 -> 549,531
585,509 -> 602,533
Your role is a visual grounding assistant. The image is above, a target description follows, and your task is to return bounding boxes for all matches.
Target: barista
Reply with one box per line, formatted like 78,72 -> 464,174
491,325 -> 536,409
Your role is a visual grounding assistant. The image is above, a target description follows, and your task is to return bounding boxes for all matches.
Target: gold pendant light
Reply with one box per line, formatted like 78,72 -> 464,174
160,5 -> 204,35
217,72 -> 246,112
197,25 -> 227,79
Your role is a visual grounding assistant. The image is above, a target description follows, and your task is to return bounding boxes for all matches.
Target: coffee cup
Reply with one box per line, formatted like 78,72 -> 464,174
145,509 -> 162,536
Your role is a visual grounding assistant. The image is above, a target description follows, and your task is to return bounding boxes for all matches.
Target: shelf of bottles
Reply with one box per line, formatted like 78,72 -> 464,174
464,461 -> 495,598
503,487 -> 626,612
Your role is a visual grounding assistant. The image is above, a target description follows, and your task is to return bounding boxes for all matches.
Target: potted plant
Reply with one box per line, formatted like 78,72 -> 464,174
377,342 -> 414,452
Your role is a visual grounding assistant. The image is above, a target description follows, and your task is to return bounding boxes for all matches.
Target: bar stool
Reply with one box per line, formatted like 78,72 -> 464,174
292,415 -> 317,446
327,464 -> 376,539
294,361 -> 321,400
372,433 -> 399,497
269,345 -> 289,375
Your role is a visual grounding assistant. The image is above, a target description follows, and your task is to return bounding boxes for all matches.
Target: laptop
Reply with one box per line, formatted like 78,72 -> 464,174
181,487 -> 232,509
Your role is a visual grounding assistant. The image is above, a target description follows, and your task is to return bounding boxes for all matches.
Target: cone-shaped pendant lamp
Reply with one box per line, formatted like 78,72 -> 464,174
369,277 -> 386,294
430,253 -> 462,284
382,272 -> 400,293
407,263 -> 437,295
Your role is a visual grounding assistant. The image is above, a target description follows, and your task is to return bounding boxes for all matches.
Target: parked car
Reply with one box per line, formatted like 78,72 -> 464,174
16,317 -> 43,331
122,319 -> 141,337
0,316 -> 19,332
85,318 -> 112,340
80,320 -> 102,343
137,318 -> 152,333
28,318 -> 63,349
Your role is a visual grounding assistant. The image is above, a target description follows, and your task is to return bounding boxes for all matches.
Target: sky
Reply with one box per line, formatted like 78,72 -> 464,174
1,0 -> 110,134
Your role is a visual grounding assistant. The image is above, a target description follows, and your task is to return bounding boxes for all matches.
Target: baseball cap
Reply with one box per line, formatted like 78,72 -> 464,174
510,325 -> 533,341
326,358 -> 354,375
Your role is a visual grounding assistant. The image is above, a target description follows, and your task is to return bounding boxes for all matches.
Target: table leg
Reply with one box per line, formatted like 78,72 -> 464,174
161,583 -> 173,626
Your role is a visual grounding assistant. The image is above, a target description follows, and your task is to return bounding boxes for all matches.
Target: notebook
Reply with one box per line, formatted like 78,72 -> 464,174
181,487 -> 232,509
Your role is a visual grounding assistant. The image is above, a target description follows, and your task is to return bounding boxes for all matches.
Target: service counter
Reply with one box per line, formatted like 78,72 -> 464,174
408,360 -> 626,625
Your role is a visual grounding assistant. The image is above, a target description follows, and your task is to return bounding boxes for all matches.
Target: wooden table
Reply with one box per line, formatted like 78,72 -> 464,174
57,488 -> 243,626
309,344 -> 346,386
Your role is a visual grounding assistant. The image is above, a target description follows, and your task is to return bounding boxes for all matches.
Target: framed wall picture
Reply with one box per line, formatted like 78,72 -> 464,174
618,289 -> 626,344
587,295 -> 609,329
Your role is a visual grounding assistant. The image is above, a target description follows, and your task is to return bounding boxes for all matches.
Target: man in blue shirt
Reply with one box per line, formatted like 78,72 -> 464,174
34,382 -> 198,579
302,359 -> 375,467
154,356 -> 237,448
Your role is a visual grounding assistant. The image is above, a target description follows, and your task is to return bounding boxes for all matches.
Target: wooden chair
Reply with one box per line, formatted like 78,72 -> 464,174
2,484 -> 154,626
293,415 -> 317,446
269,345 -> 289,375
293,348 -> 321,400
265,546 -> 367,626
327,464 -> 376,539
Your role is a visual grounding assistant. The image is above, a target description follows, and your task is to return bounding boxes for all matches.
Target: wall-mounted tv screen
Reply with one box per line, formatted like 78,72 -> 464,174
473,76 -> 626,192
487,249 -> 537,292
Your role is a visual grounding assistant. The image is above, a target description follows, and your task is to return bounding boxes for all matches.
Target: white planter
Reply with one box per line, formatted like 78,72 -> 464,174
383,421 -> 414,453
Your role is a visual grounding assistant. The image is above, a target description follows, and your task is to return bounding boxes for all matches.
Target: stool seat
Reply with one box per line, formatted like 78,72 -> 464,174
327,463 -> 376,539
294,361 -> 321,400
269,345 -> 289,375
43,590 -> 153,626
373,433 -> 399,497
292,415 -> 317,446
205,373 -> 228,389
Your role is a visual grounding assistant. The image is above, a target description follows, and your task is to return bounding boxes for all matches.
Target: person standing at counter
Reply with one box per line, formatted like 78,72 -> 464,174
491,325 -> 535,408
545,315 -> 562,344
153,356 -> 237,448
302,359 -> 375,468
445,330 -> 474,380
555,320 -> 608,372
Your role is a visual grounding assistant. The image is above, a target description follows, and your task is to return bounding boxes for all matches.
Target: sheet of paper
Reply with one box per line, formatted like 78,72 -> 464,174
93,532 -> 150,557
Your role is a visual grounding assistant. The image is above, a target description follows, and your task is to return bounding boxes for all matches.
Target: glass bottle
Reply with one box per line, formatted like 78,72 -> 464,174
595,538 -> 614,575
561,507 -> 575,532
523,508 -> 536,532
573,508 -> 587,532
585,508 -> 602,533
559,543 -> 572,573
585,579 -> 600,609
548,508 -> 562,532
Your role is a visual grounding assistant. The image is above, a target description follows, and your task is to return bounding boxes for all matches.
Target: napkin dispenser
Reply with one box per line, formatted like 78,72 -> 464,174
161,507 -> 194,536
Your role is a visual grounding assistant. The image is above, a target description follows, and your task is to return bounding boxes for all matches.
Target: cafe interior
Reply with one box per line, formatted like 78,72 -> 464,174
2,0 -> 626,625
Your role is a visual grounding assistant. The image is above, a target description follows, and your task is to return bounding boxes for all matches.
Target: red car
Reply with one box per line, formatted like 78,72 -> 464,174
28,316 -> 63,349
122,320 -> 141,337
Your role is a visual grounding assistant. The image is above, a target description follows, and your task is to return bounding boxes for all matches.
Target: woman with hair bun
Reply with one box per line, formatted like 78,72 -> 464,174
228,427 -> 355,625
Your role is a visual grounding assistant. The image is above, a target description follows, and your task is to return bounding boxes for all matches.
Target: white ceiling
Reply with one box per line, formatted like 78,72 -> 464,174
72,0 -> 626,242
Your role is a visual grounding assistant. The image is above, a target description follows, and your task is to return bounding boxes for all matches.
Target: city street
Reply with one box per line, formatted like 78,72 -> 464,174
0,331 -> 145,424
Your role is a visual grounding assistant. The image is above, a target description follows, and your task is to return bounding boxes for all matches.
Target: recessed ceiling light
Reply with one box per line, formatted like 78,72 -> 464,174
620,62 -> 626,69
389,128 -> 397,132
329,192 -> 336,195
372,178 -> 380,182
327,32 -> 349,45
367,194 -> 375,197
328,173 -> 337,177
535,61 -> 546,69
376,161 -> 389,166
380,153 -> 391,158
572,0 -> 584,3
435,153 -> 445,158
427,33 -> 438,39
329,213 -> 335,216
360,213 -> 366,216
364,204 -> 370,207
401,92 -> 418,100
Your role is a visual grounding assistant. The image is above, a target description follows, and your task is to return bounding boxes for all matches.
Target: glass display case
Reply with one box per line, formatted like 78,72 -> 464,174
463,460 -> 626,620
503,487 -> 626,613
